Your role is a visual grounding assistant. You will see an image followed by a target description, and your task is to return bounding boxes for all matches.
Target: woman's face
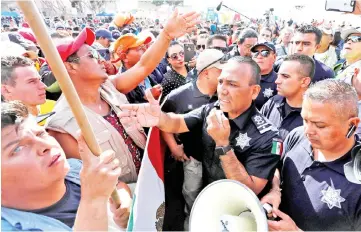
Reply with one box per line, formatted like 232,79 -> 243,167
167,44 -> 185,69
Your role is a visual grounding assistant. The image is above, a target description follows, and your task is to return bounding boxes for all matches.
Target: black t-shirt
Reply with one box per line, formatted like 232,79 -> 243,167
28,180 -> 81,228
183,101 -> 280,194
162,81 -> 217,161
283,101 -> 301,118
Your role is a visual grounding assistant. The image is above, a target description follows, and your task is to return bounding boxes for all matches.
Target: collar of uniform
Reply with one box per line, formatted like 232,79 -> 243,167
273,95 -> 286,109
230,102 -> 257,130
261,70 -> 277,83
300,135 -> 357,176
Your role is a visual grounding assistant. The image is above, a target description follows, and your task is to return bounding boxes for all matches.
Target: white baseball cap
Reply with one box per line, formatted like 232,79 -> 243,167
196,49 -> 227,73
341,27 -> 361,40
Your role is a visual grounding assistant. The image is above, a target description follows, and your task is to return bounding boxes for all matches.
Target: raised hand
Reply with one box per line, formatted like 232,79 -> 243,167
77,131 -> 121,200
163,9 -> 201,40
118,89 -> 161,129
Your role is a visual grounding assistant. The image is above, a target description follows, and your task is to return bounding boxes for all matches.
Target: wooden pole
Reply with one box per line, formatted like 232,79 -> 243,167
17,0 -> 120,207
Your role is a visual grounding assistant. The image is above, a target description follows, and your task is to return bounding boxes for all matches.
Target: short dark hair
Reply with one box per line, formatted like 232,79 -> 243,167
261,27 -> 273,36
165,41 -> 183,58
1,101 -> 29,129
1,56 -> 34,86
229,56 -> 261,85
206,34 -> 227,48
238,28 -> 258,44
295,24 -> 322,44
283,54 -> 315,80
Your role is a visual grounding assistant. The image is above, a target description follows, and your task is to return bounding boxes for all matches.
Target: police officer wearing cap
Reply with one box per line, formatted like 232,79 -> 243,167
260,54 -> 315,140
261,80 -> 361,231
251,42 -> 278,109
118,56 -> 280,197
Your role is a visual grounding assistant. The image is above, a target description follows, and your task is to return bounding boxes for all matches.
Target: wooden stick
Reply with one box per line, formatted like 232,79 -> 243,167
17,0 -> 120,207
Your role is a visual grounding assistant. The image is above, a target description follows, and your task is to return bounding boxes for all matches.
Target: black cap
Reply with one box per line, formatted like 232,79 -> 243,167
251,41 -> 276,53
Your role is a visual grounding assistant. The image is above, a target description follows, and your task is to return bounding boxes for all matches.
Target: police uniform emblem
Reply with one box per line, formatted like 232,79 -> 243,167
236,132 -> 251,149
321,180 -> 345,209
263,88 -> 274,98
251,115 -> 275,134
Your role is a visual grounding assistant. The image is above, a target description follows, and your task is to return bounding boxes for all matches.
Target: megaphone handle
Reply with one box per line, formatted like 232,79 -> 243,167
263,203 -> 280,221
263,203 -> 272,214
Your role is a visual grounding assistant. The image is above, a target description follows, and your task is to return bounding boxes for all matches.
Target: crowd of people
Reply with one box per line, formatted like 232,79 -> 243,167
1,2 -> 361,231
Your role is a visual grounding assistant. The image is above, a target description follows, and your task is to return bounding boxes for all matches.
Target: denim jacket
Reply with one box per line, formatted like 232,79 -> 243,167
1,159 -> 82,231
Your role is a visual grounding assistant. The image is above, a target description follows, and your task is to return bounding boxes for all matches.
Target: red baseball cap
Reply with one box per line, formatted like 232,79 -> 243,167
56,27 -> 95,62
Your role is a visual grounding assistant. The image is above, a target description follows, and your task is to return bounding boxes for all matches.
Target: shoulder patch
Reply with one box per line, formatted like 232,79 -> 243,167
251,114 -> 277,134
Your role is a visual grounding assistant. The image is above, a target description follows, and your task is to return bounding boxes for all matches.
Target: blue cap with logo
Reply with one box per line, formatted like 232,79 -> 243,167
95,29 -> 115,42
251,42 -> 276,53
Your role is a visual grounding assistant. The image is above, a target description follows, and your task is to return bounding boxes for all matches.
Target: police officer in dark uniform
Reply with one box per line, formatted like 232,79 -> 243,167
251,42 -> 278,109
118,56 -> 280,197
261,54 -> 315,139
261,80 -> 361,231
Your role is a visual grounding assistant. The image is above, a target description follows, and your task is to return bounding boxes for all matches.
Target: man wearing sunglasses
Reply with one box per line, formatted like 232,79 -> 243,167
251,42 -> 278,109
46,10 -> 200,185
336,27 -> 361,137
335,27 -> 361,80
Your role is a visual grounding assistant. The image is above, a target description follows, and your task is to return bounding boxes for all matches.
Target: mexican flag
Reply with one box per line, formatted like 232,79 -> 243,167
127,127 -> 166,231
271,138 -> 283,156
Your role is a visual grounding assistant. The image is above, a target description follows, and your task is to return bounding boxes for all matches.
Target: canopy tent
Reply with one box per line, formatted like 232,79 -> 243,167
1,11 -> 20,17
96,12 -> 115,17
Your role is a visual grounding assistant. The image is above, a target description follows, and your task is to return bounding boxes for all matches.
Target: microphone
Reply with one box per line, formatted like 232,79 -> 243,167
216,1 -> 223,11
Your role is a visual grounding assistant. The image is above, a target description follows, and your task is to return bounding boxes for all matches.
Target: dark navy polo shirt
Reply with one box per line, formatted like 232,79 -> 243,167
274,56 -> 335,83
280,127 -> 361,231
260,95 -> 303,140
183,101 -> 280,194
162,81 -> 217,161
255,70 -> 278,110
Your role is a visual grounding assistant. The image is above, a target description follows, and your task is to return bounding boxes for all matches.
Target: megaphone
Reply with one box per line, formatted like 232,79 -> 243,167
190,180 -> 270,232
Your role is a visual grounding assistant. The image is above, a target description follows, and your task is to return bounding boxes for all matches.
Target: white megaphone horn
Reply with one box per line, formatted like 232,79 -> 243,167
190,180 -> 271,232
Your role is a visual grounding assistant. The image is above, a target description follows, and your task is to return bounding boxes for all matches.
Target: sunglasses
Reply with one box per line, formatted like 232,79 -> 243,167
209,46 -> 229,54
70,49 -> 101,63
346,35 -> 361,43
169,51 -> 185,60
196,44 -> 206,50
252,50 -> 271,58
199,55 -> 228,74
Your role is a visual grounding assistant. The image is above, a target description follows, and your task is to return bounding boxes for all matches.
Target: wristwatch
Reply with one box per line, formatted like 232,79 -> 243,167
215,145 -> 232,156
